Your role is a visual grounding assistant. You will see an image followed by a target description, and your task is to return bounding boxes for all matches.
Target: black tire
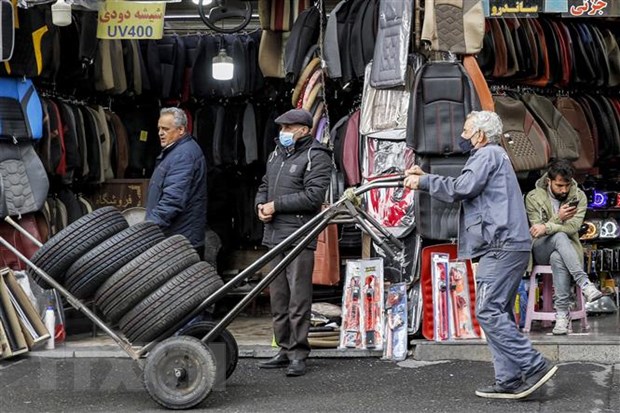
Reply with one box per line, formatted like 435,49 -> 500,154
177,321 -> 239,379
94,235 -> 200,324
27,207 -> 128,289
120,261 -> 224,344
143,336 -> 216,410
64,221 -> 165,299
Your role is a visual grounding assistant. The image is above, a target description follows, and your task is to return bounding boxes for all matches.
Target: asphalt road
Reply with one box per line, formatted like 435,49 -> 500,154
0,357 -> 618,412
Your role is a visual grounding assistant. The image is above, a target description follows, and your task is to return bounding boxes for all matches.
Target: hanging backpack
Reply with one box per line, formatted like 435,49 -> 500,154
0,77 -> 43,141
0,5 -> 54,77
521,93 -> 580,161
554,96 -> 597,171
414,156 -> 468,241
421,0 -> 485,54
494,95 -> 550,172
406,61 -> 480,155
0,0 -> 14,62
0,141 -> 49,218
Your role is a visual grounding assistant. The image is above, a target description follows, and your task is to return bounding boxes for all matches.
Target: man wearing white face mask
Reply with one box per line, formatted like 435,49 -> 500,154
255,109 -> 332,377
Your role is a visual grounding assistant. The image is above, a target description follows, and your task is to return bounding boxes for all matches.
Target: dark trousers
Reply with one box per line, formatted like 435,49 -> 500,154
270,248 -> 314,361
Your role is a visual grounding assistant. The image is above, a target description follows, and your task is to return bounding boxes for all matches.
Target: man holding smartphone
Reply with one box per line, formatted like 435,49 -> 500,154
525,159 -> 603,335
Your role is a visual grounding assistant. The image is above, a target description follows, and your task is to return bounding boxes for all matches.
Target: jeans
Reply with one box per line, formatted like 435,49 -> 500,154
532,232 -> 589,313
476,250 -> 546,388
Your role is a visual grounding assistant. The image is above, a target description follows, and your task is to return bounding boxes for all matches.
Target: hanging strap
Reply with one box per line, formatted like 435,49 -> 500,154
463,55 -> 494,112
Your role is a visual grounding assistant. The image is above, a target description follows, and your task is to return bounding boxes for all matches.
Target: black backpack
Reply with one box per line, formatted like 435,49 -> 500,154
406,61 -> 480,155
0,0 -> 14,62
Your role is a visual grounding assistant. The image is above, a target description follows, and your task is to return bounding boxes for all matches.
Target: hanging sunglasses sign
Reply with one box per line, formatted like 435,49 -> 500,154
97,1 -> 166,40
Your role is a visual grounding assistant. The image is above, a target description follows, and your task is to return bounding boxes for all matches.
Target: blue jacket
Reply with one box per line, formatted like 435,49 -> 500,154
145,135 -> 207,247
418,144 -> 532,259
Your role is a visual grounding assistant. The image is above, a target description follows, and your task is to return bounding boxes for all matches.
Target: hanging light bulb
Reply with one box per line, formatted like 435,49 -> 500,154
212,48 -> 234,81
51,0 -> 72,27
192,0 -> 213,5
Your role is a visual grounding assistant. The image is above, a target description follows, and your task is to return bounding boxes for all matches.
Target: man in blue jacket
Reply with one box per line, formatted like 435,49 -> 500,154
255,108 -> 332,377
145,107 -> 207,257
404,111 -> 557,400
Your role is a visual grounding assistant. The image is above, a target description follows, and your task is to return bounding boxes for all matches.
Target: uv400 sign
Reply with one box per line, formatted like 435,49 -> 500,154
97,1 -> 166,40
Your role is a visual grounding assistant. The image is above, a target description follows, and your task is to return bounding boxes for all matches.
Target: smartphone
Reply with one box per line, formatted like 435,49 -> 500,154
567,200 -> 579,208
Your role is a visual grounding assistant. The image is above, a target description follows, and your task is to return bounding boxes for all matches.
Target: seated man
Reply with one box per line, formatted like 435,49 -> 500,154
525,159 -> 602,335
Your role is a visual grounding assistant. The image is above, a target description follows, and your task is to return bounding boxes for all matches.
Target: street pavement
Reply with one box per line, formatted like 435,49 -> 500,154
0,357 -> 618,412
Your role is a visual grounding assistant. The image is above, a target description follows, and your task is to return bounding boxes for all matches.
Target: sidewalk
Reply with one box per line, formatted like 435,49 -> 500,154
26,313 -> 620,363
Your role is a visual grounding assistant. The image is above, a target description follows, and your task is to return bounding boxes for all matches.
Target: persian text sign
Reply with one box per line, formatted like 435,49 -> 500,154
97,1 -> 166,40
488,1 -> 543,16
563,0 -> 619,16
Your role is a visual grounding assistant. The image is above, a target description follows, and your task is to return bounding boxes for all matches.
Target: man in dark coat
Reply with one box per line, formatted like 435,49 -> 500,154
145,107 -> 207,257
255,108 -> 332,377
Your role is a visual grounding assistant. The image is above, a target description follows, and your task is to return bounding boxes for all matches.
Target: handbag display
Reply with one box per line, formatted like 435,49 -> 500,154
311,205 -> 340,286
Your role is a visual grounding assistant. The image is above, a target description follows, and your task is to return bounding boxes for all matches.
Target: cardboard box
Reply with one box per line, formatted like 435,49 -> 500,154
1,268 -> 50,349
0,270 -> 28,359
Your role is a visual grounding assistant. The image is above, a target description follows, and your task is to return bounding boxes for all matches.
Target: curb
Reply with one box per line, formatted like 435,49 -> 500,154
26,344 -> 383,359
412,340 -> 620,364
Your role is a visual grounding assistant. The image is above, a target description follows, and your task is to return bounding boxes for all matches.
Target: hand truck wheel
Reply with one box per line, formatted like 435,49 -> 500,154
177,320 -> 239,379
143,336 -> 216,410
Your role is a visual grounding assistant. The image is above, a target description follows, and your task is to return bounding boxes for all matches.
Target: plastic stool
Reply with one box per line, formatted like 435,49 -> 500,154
523,265 -> 589,333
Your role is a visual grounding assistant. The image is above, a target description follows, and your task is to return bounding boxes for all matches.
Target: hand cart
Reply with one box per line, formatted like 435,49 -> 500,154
0,175 -> 407,410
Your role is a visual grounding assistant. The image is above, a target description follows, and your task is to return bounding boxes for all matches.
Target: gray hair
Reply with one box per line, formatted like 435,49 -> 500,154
160,107 -> 188,128
467,111 -> 503,144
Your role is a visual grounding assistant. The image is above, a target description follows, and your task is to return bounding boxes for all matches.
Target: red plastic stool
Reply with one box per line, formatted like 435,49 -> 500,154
523,265 -> 589,333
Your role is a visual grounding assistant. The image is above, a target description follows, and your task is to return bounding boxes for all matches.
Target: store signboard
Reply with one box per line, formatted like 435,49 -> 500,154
487,0 -> 543,17
544,0 -> 568,12
562,0 -> 620,16
485,0 -> 619,15
97,1 -> 166,40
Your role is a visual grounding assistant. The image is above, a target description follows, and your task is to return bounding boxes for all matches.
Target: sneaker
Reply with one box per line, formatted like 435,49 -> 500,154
552,312 -> 570,335
582,283 -> 603,303
475,383 -> 524,399
516,362 -> 558,398
476,362 -> 558,400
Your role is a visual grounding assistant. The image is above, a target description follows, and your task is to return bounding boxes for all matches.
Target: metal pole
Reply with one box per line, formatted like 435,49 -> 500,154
4,217 -> 44,248
5,217 -> 66,324
343,201 -> 399,260
352,204 -> 405,251
0,236 -> 141,361
205,205 -> 342,298
203,215 -> 330,343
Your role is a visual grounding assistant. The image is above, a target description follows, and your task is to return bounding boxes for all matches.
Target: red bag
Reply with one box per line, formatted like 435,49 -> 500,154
311,206 -> 340,286
0,213 -> 44,271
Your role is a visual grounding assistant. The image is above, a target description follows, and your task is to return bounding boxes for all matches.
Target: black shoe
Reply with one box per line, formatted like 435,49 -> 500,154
475,383 -> 524,399
475,362 -> 558,400
286,360 -> 306,377
518,362 -> 558,398
258,353 -> 289,369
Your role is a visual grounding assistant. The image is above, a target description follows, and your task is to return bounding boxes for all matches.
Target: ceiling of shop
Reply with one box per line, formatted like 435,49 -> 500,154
163,0 -> 341,32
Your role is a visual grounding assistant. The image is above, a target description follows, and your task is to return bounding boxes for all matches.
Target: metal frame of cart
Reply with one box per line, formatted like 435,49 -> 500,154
0,175 -> 406,410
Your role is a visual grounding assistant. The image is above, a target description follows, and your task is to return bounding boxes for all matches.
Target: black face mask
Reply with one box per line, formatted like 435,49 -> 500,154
458,137 -> 474,153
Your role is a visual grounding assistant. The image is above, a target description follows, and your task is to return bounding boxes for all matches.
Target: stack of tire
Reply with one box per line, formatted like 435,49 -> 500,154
28,206 -> 224,344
